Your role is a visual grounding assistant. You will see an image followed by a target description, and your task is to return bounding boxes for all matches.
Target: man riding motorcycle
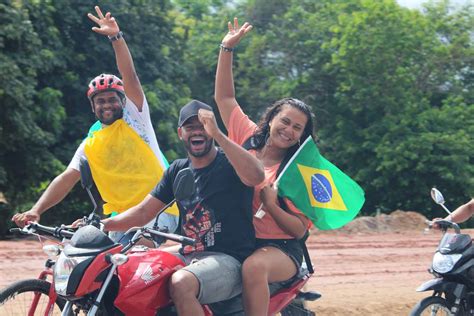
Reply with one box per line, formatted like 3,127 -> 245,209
101,99 -> 265,316
11,5 -> 178,244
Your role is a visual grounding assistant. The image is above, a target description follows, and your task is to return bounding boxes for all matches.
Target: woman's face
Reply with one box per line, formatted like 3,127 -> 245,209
268,105 -> 308,149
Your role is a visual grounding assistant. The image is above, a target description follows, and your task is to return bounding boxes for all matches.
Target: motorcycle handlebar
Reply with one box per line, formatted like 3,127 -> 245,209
9,228 -> 23,234
24,222 -> 75,239
146,228 -> 196,246
428,219 -> 461,234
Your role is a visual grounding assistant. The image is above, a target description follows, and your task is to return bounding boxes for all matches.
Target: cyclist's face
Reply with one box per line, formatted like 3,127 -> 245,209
178,116 -> 214,157
92,91 -> 124,125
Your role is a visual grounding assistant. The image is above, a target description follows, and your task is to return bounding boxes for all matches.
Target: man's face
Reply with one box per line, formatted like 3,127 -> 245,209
92,91 -> 124,125
178,116 -> 214,157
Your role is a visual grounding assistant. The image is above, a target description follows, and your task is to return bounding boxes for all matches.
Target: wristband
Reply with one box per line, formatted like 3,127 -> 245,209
108,31 -> 123,42
220,43 -> 234,52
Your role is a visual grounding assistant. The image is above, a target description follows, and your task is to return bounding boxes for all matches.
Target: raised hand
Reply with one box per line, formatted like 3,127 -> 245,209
221,17 -> 253,48
198,109 -> 221,139
87,6 -> 120,37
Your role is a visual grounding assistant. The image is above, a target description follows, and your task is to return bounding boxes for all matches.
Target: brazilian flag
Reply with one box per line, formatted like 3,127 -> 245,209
277,136 -> 365,230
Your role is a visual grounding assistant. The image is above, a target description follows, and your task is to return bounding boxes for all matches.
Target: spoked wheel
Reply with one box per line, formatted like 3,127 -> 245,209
410,296 -> 457,316
0,279 -> 65,315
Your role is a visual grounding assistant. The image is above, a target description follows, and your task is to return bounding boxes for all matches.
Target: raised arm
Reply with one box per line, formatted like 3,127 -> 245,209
198,109 -> 264,186
214,18 -> 253,128
88,6 -> 144,110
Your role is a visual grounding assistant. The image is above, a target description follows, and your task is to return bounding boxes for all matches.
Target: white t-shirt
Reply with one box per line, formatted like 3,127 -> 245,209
68,95 -> 162,170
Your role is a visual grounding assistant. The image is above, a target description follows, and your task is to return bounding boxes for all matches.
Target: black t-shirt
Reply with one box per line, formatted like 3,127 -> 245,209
151,149 -> 255,262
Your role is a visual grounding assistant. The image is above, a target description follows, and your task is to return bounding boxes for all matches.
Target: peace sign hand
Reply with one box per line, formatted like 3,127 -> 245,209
221,17 -> 253,48
87,6 -> 120,37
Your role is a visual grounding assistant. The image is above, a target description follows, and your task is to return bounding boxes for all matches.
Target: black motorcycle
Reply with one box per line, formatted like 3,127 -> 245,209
410,188 -> 474,316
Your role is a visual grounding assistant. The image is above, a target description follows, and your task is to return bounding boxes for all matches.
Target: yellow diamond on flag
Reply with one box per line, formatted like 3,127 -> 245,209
297,164 -> 348,211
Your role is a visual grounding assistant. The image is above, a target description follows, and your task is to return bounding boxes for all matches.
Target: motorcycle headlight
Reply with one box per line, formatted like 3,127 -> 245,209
54,252 -> 93,296
432,252 -> 462,274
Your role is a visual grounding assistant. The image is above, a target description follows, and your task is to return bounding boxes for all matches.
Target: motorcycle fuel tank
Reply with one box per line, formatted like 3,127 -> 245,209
115,248 -> 185,315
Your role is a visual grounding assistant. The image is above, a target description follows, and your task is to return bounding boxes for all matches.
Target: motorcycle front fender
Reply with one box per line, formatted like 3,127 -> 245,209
416,278 -> 458,293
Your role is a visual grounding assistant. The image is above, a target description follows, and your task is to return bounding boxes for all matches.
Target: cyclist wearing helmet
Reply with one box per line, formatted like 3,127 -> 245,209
12,6 -> 178,244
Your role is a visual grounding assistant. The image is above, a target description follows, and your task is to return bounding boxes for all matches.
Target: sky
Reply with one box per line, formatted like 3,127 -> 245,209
397,0 -> 471,9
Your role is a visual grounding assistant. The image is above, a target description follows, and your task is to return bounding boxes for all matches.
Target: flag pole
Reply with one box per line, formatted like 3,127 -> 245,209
275,135 -> 313,185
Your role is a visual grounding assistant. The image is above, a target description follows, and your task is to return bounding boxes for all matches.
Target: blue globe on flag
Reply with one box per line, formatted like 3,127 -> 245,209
311,173 -> 332,203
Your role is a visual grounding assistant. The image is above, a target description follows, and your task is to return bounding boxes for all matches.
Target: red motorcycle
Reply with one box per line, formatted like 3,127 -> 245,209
0,165 -> 319,316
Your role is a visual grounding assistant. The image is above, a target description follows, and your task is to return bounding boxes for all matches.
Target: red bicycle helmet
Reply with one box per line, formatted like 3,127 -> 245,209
87,74 -> 125,100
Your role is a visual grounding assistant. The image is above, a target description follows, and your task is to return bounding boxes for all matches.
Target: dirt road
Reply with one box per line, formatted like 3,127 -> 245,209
305,230 -> 445,315
0,229 -> 450,315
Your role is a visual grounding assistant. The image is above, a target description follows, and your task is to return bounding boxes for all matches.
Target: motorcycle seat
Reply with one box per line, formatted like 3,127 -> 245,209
209,295 -> 244,316
208,264 -> 312,315
270,264 -> 311,292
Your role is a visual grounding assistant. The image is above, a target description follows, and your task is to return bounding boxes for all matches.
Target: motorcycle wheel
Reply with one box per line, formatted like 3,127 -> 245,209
0,279 -> 65,315
280,298 -> 315,316
409,296 -> 455,316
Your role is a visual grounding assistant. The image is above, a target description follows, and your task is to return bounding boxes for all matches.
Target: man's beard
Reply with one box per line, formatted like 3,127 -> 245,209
183,137 -> 214,157
96,108 -> 123,125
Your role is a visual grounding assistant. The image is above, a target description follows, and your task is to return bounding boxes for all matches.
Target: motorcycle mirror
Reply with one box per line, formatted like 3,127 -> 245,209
79,158 -> 103,215
431,188 -> 445,205
173,168 -> 195,201
79,158 -> 94,190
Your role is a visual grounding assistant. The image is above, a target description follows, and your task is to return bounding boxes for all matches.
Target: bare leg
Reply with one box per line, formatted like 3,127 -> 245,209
169,269 -> 205,316
242,246 -> 297,316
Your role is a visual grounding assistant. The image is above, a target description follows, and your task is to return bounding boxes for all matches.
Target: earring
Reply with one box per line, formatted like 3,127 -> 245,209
298,139 -> 301,146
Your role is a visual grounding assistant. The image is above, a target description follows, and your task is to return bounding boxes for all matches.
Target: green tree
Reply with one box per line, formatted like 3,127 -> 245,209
322,0 -> 473,212
213,0 -> 473,215
0,2 -> 66,234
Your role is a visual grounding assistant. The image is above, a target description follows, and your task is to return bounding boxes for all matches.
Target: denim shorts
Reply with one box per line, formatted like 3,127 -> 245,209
256,238 -> 304,272
174,251 -> 242,304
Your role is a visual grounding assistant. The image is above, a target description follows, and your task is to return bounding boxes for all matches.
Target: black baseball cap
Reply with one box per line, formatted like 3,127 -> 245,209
178,100 -> 213,127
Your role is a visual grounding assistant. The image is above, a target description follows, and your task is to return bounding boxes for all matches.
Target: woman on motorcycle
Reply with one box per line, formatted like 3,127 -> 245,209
214,18 -> 314,316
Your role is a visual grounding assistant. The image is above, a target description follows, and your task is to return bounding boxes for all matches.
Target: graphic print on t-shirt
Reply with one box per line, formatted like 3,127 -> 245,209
181,200 -> 218,254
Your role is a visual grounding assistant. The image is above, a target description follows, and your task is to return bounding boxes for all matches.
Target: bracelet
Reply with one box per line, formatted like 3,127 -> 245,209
108,31 -> 123,42
220,43 -> 234,52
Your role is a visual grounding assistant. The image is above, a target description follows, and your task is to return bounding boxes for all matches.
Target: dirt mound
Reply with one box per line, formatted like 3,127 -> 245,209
317,210 -> 428,234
